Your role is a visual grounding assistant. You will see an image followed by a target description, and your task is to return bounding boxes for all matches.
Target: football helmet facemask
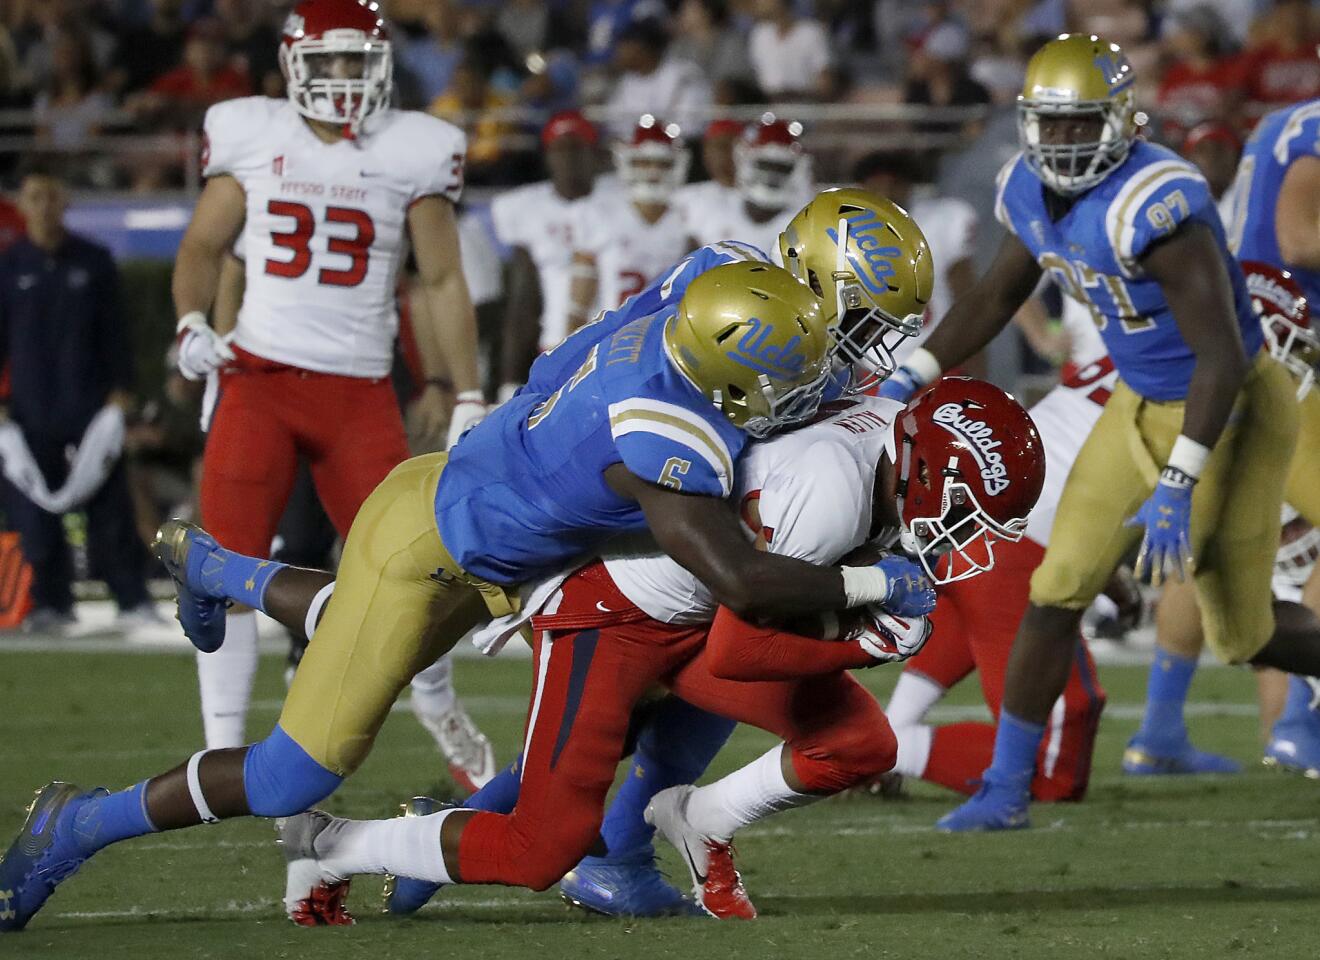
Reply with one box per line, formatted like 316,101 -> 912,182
735,115 -> 807,210
613,115 -> 689,205
280,0 -> 392,136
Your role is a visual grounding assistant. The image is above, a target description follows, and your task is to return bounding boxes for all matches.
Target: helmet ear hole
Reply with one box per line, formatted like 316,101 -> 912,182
805,269 -> 824,298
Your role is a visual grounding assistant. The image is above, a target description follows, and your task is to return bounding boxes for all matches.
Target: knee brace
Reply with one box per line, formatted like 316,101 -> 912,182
243,725 -> 344,817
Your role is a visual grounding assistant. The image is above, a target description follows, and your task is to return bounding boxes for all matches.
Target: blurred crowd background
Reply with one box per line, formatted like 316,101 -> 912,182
0,0 -> 1317,618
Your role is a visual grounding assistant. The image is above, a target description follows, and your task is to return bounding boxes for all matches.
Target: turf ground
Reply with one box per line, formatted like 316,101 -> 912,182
2,643 -> 1317,960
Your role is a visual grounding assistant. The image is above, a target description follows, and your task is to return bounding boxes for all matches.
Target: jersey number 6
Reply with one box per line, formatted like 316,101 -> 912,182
265,200 -> 376,287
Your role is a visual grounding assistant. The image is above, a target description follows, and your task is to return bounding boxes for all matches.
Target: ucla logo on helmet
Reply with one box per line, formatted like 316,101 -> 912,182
726,317 -> 808,382
826,208 -> 900,296
1092,50 -> 1133,92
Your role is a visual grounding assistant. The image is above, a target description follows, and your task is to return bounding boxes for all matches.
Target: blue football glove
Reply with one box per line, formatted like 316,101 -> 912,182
873,553 -> 937,617
876,365 -> 922,403
1126,466 -> 1196,586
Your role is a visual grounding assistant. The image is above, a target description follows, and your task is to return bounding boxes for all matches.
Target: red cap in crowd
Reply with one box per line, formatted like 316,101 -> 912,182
704,118 -> 744,141
1182,122 -> 1241,155
542,111 -> 599,148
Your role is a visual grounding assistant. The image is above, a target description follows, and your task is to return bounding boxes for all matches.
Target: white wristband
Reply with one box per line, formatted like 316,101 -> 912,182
1167,435 -> 1210,480
904,347 -> 942,387
176,310 -> 208,335
841,566 -> 890,607
455,390 -> 484,405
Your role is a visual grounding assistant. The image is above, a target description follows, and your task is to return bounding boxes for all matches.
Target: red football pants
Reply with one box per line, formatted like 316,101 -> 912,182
456,562 -> 896,890
200,348 -> 410,556
902,537 -> 1106,802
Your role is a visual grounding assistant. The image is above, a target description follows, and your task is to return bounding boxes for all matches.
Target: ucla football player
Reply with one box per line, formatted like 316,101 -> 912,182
0,251 -> 942,930
880,34 -> 1320,831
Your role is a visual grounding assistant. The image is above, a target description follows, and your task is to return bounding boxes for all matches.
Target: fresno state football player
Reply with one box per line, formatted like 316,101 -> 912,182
170,0 -> 483,750
565,115 -> 692,329
684,115 -> 813,256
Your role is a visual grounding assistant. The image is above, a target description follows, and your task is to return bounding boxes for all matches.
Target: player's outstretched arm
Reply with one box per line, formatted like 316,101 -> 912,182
920,231 -> 1042,372
1145,221 -> 1249,449
1275,156 -> 1320,271
498,246 -> 543,394
172,174 -> 246,322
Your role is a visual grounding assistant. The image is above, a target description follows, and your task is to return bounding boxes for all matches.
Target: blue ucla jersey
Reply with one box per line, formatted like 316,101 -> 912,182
1229,99 -> 1320,305
436,305 -> 747,585
996,140 -> 1260,401
523,240 -> 769,396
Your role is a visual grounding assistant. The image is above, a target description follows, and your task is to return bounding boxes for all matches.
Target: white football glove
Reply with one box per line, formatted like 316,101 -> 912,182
851,606 -> 933,665
446,390 -> 487,450
176,312 -> 235,382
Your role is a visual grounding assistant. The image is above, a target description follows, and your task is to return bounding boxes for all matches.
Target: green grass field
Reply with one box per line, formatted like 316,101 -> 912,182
2,645 -> 1317,960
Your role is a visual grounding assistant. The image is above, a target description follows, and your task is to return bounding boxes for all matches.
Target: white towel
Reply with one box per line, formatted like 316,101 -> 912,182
46,404 -> 126,512
0,420 -> 57,511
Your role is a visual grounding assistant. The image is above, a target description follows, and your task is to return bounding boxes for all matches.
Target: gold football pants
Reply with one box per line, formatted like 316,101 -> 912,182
1031,352 -> 1298,664
278,452 -> 512,775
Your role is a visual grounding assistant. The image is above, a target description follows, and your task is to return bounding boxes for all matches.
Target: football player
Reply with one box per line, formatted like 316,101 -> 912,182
565,115 -> 691,329
671,118 -> 741,230
682,115 -> 813,256
165,0 -> 484,753
273,379 -> 1042,923
0,251 -> 936,930
494,111 -> 609,401
879,34 -> 1318,832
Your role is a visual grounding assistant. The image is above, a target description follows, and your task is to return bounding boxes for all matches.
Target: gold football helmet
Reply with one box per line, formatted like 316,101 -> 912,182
779,187 -> 933,393
1019,34 -> 1138,195
665,261 -> 831,438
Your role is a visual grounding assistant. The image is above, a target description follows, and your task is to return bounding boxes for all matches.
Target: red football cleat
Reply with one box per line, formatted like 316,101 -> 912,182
645,785 -> 758,920
288,879 -> 356,927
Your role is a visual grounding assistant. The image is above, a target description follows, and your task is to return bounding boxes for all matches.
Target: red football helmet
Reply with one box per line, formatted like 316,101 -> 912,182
1242,259 -> 1318,399
893,377 -> 1046,584
612,115 -> 689,205
279,0 -> 392,135
1277,504 -> 1320,589
735,114 -> 807,210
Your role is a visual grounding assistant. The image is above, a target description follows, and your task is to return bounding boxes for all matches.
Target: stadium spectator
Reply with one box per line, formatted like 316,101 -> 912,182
902,20 -> 990,134
113,0 -> 188,94
1156,6 -> 1243,145
394,1 -> 464,106
748,0 -> 833,100
429,51 -> 518,184
34,29 -> 114,153
604,17 -> 711,137
670,0 -> 753,99
215,0 -> 282,100
494,0 -> 580,61
0,168 -> 155,634
1240,0 -> 1320,126
1181,122 -> 1242,222
584,0 -> 669,66
127,18 -> 250,131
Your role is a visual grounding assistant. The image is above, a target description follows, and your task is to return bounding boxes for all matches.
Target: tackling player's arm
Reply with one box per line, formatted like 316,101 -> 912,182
566,251 -> 598,333
408,195 -> 481,446
1143,221 -> 1249,448
1275,156 -> 1320,270
498,246 -> 543,394
171,174 -> 246,322
920,231 -> 1042,372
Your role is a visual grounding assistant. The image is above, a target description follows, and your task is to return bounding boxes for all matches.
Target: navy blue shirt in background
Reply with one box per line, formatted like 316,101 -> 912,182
0,233 -> 134,444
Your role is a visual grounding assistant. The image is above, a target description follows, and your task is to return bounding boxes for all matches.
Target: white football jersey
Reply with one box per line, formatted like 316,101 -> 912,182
894,194 -> 979,366
1058,296 -> 1108,369
671,180 -> 737,238
203,97 -> 466,378
571,190 -> 691,311
605,397 -> 902,623
680,186 -> 808,258
490,177 -> 619,352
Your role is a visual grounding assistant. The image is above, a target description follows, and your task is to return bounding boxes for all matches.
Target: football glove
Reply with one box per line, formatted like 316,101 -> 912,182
876,364 -> 922,403
1126,466 -> 1195,586
446,391 -> 487,450
176,312 -> 235,381
852,607 -> 933,665
872,553 -> 937,618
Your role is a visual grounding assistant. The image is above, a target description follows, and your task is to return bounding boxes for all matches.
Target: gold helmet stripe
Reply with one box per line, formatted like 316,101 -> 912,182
1104,160 -> 1203,275
608,398 -> 734,494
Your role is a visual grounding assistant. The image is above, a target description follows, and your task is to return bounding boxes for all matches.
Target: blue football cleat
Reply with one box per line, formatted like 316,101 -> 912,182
1263,677 -> 1320,778
381,797 -> 453,916
153,519 -> 229,653
560,848 -> 703,918
1122,737 -> 1242,775
936,783 -> 1030,833
0,782 -> 102,932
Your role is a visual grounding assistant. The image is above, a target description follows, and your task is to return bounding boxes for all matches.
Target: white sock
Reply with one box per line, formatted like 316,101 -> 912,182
410,653 -> 457,717
892,723 -> 934,778
885,671 -> 945,729
316,810 -> 457,883
685,745 -> 814,841
196,610 -> 258,749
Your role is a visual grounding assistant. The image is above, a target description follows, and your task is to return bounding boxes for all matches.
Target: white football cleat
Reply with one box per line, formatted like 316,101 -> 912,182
644,785 -> 757,920
412,700 -> 497,795
275,811 -> 355,926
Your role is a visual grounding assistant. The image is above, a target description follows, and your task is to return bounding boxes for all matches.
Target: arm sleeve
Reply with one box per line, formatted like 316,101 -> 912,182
1105,161 -> 1213,274
1274,110 -> 1320,165
409,116 -> 468,205
705,606 -> 874,681
609,397 -> 734,497
200,99 -> 249,179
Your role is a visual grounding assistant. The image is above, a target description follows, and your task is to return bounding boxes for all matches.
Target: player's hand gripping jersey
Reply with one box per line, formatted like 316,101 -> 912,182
435,260 -> 830,586
1228,98 -> 1320,305
203,96 -> 465,377
995,139 -> 1262,400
